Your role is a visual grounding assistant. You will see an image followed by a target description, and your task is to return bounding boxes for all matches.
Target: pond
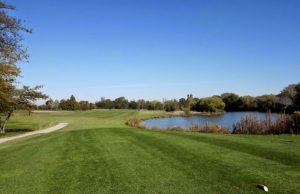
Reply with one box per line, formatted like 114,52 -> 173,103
142,112 -> 279,131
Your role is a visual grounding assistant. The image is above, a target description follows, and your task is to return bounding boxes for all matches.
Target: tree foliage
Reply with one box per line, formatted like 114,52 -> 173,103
164,100 -> 179,112
114,97 -> 128,109
78,101 -> 90,111
0,1 -> 44,133
256,95 -> 278,112
193,96 -> 225,112
58,95 -> 79,110
39,82 -> 300,114
17,85 -> 48,115
221,93 -> 241,111
294,84 -> 300,109
148,100 -> 164,110
128,100 -> 138,109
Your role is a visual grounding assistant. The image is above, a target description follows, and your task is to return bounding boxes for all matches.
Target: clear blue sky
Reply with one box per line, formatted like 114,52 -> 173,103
9,0 -> 300,101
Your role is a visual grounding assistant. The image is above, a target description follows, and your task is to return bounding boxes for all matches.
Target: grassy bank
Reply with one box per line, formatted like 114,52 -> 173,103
0,110 -> 299,193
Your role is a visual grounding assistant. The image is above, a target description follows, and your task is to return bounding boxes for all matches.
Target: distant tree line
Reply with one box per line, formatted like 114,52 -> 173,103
38,83 -> 300,113
219,83 -> 300,113
38,95 -> 96,111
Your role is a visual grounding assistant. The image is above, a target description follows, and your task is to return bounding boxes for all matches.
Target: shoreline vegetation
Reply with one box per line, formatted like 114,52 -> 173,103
233,112 -> 300,135
127,111 -> 300,135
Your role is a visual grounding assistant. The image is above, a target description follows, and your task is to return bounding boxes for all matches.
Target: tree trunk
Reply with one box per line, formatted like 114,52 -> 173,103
0,111 -> 12,134
0,121 -> 7,134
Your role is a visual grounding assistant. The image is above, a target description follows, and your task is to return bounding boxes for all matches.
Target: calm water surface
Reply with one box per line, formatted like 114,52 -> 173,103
142,112 -> 279,130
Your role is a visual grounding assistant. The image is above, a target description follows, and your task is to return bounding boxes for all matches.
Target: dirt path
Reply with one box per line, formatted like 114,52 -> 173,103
0,123 -> 68,144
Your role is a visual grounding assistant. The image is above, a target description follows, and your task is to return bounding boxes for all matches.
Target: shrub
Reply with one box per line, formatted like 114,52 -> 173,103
183,108 -> 191,116
149,124 -> 229,133
270,114 -> 294,134
233,113 -> 295,134
188,124 -> 229,133
126,117 -> 145,128
232,115 -> 261,134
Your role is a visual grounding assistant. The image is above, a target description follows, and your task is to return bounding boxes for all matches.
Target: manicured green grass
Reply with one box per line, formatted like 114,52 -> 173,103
0,111 -> 60,138
0,110 -> 299,193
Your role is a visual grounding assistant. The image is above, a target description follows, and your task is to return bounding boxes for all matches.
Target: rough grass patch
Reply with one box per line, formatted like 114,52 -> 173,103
233,113 -> 298,134
188,124 -> 230,133
126,117 -> 145,128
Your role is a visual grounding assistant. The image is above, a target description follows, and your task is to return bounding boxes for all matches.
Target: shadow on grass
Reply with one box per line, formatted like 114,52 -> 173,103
0,129 -> 34,138
5,128 -> 34,132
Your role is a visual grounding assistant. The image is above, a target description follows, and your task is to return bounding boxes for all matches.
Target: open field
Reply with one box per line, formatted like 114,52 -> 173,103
0,110 -> 299,193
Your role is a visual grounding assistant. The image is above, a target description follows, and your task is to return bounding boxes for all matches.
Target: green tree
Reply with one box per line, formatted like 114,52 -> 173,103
59,99 -> 67,110
0,1 -> 35,133
114,97 -> 128,109
78,101 -> 89,111
89,103 -> 96,110
67,95 -> 78,110
137,99 -> 147,109
164,100 -> 179,112
186,94 -> 195,110
239,96 -> 256,111
221,93 -> 241,111
256,95 -> 278,112
128,100 -> 138,109
96,97 -> 114,109
178,98 -> 186,110
45,99 -> 54,110
148,100 -> 164,110
17,85 -> 48,115
277,84 -> 297,112
294,83 -> 300,110
193,96 -> 225,112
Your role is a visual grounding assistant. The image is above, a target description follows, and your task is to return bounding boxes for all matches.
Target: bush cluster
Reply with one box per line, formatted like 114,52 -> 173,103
233,113 -> 299,134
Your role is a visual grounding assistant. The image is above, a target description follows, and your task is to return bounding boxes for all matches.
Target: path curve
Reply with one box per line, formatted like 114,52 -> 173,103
0,123 -> 68,144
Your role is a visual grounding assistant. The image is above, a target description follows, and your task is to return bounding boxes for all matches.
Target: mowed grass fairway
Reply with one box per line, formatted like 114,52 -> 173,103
0,110 -> 299,193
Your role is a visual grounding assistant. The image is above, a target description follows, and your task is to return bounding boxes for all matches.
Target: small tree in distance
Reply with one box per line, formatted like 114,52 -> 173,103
68,95 -> 78,110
